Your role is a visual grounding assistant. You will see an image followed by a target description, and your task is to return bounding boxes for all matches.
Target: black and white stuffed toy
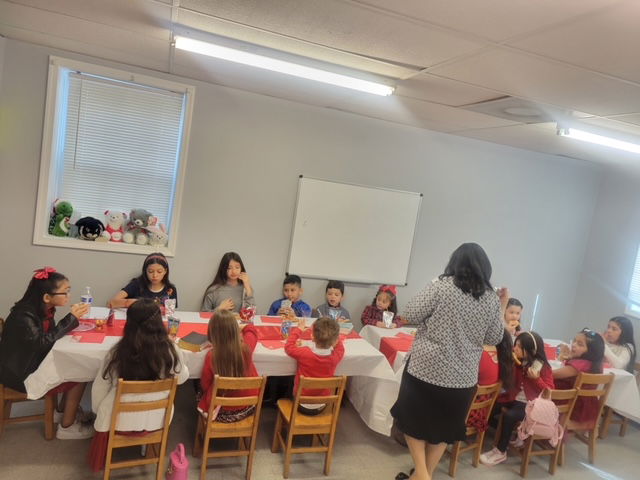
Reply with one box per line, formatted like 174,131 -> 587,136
75,217 -> 105,241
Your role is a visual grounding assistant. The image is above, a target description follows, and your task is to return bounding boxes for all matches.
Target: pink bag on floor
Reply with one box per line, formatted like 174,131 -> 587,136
166,443 -> 189,480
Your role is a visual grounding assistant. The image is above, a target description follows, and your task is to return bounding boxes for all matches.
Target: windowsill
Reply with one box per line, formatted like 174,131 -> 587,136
33,234 -> 174,257
623,306 -> 640,321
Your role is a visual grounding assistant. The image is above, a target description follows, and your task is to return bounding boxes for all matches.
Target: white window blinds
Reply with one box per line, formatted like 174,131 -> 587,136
58,72 -> 186,229
627,244 -> 640,315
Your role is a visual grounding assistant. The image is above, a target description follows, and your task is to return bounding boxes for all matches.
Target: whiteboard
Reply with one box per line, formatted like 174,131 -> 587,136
287,177 -> 422,285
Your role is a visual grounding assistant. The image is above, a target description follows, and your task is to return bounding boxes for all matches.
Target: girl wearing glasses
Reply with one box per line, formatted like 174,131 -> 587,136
0,267 -> 93,439
554,328 -> 605,429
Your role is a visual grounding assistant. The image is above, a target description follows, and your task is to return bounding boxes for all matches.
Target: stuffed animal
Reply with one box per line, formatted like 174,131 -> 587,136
147,224 -> 169,247
102,210 -> 127,242
123,208 -> 154,245
75,217 -> 105,241
48,199 -> 70,234
52,201 -> 73,237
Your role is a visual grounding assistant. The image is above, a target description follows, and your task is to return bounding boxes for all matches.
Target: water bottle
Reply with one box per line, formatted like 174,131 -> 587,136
80,286 -> 93,318
281,319 -> 291,339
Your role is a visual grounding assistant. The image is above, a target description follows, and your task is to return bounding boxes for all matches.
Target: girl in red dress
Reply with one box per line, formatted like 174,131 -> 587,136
553,328 -> 604,429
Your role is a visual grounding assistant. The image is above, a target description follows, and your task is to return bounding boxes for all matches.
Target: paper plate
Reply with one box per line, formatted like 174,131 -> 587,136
73,321 -> 95,332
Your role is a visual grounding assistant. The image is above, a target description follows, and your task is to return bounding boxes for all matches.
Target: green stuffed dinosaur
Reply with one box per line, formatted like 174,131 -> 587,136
52,201 -> 73,237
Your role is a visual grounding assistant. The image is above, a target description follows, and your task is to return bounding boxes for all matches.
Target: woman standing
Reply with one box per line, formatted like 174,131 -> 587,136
391,243 -> 507,480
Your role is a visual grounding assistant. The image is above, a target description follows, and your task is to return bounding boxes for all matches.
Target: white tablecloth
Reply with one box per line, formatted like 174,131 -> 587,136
348,329 -> 640,436
25,308 -> 395,400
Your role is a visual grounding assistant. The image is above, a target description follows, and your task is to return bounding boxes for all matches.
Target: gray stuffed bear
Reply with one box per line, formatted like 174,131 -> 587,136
123,208 -> 154,245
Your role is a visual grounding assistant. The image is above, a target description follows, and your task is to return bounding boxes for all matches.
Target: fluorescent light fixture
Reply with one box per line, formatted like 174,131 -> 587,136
558,127 -> 640,154
174,36 -> 394,96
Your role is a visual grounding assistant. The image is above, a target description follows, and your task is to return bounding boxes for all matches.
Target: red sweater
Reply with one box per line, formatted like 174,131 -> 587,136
285,327 -> 345,396
198,324 -> 259,412
501,362 -> 555,403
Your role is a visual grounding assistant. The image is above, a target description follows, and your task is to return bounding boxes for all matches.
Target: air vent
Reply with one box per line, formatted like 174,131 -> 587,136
460,96 -> 570,124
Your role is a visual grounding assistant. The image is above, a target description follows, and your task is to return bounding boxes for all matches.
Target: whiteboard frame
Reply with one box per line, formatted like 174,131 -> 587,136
286,175 -> 423,285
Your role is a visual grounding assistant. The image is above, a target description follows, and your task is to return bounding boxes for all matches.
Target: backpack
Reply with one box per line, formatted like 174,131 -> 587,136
517,390 -> 563,446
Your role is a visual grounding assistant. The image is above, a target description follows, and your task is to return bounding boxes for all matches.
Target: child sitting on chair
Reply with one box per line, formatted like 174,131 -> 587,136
284,317 -> 345,415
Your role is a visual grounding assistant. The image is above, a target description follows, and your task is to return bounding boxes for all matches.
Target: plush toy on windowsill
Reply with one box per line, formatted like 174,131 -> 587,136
51,200 -> 74,237
123,208 -> 156,245
147,224 -> 169,247
102,210 -> 127,242
74,217 -> 105,241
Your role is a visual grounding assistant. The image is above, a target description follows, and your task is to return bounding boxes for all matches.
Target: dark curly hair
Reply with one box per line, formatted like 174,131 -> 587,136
440,243 -> 493,299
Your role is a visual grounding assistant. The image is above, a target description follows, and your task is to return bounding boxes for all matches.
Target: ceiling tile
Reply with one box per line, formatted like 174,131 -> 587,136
510,1 -> 640,83
429,47 -> 640,116
395,73 -> 501,106
180,0 -> 486,67
353,0 -> 622,42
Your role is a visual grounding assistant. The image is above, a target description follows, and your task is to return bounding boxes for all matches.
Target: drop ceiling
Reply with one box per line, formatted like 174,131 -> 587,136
2,0 -> 640,167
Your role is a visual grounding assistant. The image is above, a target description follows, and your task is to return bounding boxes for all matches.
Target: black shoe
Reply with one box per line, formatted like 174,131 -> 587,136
395,473 -> 410,480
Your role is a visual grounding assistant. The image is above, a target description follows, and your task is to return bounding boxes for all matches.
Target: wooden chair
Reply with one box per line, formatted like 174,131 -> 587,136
559,372 -> 614,465
103,377 -> 178,480
0,317 -> 56,441
447,381 -> 502,477
193,375 -> 266,480
600,361 -> 640,438
271,376 -> 347,478
517,388 -> 578,477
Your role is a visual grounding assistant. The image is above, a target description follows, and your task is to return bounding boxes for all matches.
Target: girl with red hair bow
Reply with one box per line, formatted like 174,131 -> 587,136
361,284 -> 404,328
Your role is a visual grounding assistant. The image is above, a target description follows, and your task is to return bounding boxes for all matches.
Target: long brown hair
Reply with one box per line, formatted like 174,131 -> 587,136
208,309 -> 249,377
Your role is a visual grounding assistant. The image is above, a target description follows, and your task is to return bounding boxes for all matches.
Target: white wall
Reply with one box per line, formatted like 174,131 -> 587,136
0,39 -> 602,338
571,170 -> 640,345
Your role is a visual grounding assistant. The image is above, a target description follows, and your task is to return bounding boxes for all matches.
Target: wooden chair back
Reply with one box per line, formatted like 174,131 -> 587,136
194,375 -> 266,480
104,377 -> 178,480
448,381 -> 502,477
271,376 -> 347,478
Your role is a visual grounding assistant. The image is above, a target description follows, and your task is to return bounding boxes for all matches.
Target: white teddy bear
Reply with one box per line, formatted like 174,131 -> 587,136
102,210 -> 127,242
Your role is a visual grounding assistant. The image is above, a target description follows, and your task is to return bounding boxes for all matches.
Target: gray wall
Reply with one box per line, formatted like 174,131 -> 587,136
571,170 -> 640,345
0,39 -> 602,338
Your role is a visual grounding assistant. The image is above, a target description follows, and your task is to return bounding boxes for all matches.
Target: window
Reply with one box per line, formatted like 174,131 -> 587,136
34,56 -> 195,256
626,244 -> 640,318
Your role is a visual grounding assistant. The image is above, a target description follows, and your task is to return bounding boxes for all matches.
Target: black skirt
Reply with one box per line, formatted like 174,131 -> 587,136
391,365 -> 476,444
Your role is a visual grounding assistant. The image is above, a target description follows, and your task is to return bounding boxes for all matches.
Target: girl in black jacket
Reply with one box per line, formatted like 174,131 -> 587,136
0,267 -> 92,439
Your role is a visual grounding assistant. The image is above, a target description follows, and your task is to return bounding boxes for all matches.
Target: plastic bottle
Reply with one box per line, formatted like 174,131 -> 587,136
80,286 -> 93,318
281,319 -> 291,339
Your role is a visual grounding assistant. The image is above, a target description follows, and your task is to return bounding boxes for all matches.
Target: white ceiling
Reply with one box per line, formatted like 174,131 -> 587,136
2,0 -> 640,168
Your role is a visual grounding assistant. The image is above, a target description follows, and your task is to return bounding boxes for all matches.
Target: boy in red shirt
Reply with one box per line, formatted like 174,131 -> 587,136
284,317 -> 345,415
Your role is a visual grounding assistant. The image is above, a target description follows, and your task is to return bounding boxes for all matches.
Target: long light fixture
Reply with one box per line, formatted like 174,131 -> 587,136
174,36 -> 394,96
558,126 -> 640,154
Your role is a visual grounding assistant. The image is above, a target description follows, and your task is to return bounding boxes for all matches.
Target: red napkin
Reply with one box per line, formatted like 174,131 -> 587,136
380,336 -> 414,366
256,326 -> 283,341
199,312 -> 213,319
177,322 -> 209,337
74,332 -> 106,343
543,343 -> 557,361
104,320 -> 126,337
260,340 -> 286,350
260,316 -> 283,324
395,332 -> 414,340
340,330 -> 361,340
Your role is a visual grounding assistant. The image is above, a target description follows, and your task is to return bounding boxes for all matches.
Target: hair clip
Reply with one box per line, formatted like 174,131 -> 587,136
33,266 -> 56,280
379,285 -> 397,296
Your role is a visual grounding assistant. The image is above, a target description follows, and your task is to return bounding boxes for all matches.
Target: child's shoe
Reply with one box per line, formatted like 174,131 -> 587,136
56,420 -> 95,440
479,447 -> 507,466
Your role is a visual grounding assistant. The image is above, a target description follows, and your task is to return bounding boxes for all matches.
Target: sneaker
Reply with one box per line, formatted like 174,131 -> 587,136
479,447 -> 507,466
53,407 -> 95,425
510,437 -> 525,448
56,420 -> 95,440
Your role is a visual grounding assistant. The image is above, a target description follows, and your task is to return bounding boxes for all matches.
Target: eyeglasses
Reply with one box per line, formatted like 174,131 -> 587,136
50,291 -> 71,296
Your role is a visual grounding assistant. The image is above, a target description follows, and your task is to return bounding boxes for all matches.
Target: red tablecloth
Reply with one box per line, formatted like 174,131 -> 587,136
380,334 -> 414,366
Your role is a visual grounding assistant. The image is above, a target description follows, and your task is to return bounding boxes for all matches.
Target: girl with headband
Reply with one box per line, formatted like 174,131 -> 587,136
361,284 -> 404,328
109,252 -> 178,308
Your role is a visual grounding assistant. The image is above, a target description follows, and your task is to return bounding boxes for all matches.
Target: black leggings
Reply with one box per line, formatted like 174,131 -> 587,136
496,401 -> 526,452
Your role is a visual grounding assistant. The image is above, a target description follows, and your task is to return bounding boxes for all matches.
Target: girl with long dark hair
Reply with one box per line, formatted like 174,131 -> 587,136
0,267 -> 92,439
603,316 -> 636,372
201,252 -> 255,313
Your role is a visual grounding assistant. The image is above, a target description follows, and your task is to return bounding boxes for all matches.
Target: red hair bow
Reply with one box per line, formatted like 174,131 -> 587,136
33,266 -> 56,280
379,285 -> 397,296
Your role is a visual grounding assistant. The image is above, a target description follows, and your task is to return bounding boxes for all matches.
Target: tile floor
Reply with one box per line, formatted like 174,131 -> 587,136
1,382 -> 639,479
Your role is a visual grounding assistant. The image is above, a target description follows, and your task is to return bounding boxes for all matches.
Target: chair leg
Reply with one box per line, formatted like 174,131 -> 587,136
0,394 -> 5,438
193,417 -> 204,457
588,431 -> 595,464
549,444 -> 560,475
271,413 -> 283,453
156,443 -> 167,480
200,432 -> 210,480
519,437 -> 534,477
44,394 -> 55,441
324,435 -> 335,476
558,442 -> 565,467
474,432 -> 485,468
599,407 -> 612,439
103,440 -> 113,480
283,428 -> 294,478
246,439 -> 255,480
449,441 -> 461,477
620,417 -> 628,437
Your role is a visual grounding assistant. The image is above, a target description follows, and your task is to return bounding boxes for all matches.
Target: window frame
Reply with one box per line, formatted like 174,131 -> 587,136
33,56 -> 195,257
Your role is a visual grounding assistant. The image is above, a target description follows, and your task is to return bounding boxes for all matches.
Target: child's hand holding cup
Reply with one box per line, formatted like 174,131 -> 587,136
382,311 -> 394,328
